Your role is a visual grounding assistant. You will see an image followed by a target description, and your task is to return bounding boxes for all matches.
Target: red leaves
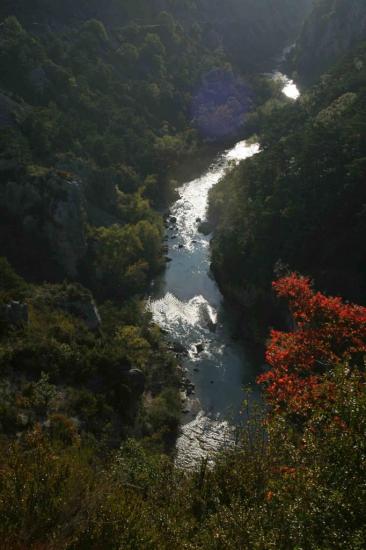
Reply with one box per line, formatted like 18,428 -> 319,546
258,273 -> 366,414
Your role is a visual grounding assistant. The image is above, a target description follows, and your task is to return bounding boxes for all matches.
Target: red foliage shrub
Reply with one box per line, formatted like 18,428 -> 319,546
258,273 -> 366,414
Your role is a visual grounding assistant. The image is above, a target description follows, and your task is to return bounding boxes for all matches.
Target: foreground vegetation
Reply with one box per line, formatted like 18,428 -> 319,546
0,257 -> 181,452
1,274 -> 365,549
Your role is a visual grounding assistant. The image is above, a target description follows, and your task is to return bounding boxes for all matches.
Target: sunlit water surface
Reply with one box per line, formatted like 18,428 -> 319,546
273,71 -> 300,99
148,78 -> 299,469
148,141 -> 260,468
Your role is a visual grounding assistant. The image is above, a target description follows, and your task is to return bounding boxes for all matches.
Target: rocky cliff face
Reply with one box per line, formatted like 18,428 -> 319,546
291,0 -> 366,84
32,282 -> 101,330
194,0 -> 313,70
0,169 -> 87,280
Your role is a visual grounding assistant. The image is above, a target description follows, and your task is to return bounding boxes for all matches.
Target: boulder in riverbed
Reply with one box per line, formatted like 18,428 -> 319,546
198,221 -> 213,235
195,342 -> 205,354
170,341 -> 187,355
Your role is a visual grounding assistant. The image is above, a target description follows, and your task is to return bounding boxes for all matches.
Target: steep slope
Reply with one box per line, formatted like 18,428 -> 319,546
0,12 -> 222,284
290,0 -> 366,84
209,43 -> 366,339
194,0 -> 313,71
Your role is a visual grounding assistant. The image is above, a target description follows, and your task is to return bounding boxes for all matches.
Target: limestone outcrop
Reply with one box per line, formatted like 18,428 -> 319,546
0,170 -> 87,279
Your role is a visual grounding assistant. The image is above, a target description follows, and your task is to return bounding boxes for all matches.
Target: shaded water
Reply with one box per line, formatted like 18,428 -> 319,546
148,79 -> 299,468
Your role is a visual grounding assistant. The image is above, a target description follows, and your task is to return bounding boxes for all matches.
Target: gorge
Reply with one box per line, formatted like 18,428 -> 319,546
1,1 -> 366,547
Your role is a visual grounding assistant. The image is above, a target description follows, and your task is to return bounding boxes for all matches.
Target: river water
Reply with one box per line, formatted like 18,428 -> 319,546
149,75 -> 298,468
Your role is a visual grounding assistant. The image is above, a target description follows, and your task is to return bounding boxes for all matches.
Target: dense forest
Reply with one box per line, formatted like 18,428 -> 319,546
0,0 -> 311,285
0,0 -> 366,547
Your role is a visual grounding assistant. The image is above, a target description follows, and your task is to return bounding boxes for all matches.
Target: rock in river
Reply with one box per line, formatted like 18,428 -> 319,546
195,342 -> 205,354
198,221 -> 213,235
169,341 -> 188,355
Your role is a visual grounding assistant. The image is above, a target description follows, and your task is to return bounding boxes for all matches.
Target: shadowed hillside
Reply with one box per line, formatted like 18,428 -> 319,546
290,0 -> 366,84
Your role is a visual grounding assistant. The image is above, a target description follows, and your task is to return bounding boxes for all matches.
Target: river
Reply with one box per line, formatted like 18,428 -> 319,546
149,75 -> 299,468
